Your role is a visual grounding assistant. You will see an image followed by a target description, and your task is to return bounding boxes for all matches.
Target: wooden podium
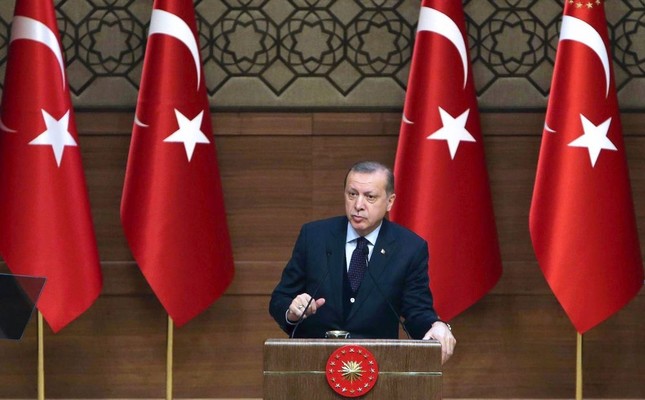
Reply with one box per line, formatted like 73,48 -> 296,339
263,338 -> 442,399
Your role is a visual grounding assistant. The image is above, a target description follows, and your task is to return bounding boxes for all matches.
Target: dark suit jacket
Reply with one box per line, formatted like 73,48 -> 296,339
269,216 -> 439,339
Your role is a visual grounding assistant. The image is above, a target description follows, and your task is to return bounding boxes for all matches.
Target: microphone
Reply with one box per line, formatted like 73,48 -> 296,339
289,250 -> 333,338
363,245 -> 411,339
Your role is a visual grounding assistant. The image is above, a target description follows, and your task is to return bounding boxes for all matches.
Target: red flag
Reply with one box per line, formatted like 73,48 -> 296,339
391,1 -> 502,321
121,0 -> 234,326
0,0 -> 102,332
530,2 -> 643,334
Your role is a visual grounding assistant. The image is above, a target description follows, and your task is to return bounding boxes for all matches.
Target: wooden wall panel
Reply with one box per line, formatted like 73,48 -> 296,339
1,112 -> 644,398
218,135 -> 314,262
79,133 -> 132,261
446,295 -> 645,398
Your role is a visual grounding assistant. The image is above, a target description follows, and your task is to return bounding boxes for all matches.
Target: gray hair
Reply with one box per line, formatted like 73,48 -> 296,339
344,161 -> 395,195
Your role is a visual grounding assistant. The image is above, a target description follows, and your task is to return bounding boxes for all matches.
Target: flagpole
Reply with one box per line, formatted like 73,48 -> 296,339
166,316 -> 174,400
576,333 -> 583,400
37,311 -> 45,400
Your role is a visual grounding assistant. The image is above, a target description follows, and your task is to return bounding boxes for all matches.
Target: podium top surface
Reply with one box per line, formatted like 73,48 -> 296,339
264,338 -> 442,373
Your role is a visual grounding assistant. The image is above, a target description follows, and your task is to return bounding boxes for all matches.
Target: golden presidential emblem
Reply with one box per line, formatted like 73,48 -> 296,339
325,345 -> 379,397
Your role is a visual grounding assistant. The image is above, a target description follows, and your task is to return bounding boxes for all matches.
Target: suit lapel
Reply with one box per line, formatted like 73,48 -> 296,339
326,218 -> 347,321
347,219 -> 397,321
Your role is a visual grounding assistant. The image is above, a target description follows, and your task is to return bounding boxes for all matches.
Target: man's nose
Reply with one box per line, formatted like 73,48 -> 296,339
354,196 -> 365,209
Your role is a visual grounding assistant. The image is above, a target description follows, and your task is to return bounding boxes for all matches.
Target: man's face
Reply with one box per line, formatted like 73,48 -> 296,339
344,170 -> 396,237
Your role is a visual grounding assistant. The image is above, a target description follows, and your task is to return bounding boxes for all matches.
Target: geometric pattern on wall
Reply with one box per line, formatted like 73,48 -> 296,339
0,0 -> 643,110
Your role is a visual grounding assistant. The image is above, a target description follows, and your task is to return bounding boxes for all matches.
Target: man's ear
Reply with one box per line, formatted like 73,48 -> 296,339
386,193 -> 396,212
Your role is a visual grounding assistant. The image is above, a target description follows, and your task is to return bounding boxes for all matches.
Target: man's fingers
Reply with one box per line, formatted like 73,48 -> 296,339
441,337 -> 456,365
422,332 -> 455,364
307,298 -> 326,315
289,294 -> 312,320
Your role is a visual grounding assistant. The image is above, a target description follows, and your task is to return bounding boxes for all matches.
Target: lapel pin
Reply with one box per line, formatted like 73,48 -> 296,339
380,249 -> 386,255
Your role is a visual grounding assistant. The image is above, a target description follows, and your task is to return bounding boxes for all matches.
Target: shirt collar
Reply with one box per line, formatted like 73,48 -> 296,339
346,221 -> 381,246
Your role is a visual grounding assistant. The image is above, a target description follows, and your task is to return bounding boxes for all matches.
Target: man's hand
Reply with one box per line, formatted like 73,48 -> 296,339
423,321 -> 456,364
287,293 -> 326,322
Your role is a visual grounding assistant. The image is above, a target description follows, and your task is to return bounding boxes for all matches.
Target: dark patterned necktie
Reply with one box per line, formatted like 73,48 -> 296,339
347,237 -> 369,292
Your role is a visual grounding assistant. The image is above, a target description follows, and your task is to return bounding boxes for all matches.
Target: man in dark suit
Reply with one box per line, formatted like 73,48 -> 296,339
269,161 -> 456,363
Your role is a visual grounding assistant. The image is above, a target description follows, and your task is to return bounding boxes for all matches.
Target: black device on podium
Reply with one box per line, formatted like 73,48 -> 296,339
0,273 -> 46,340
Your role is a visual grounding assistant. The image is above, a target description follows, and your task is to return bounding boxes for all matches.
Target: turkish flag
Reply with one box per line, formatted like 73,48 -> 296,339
390,1 -> 502,321
530,2 -> 643,334
0,0 -> 102,333
121,0 -> 234,326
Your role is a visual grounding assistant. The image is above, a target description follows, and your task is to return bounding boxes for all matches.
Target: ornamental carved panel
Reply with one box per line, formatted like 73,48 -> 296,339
0,0 -> 643,110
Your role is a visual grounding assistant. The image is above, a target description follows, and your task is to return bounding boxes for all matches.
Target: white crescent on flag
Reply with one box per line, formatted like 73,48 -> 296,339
417,7 -> 469,89
0,119 -> 17,133
133,115 -> 149,128
560,15 -> 610,98
10,16 -> 66,89
544,122 -> 556,133
543,16 -> 611,133
135,9 -> 202,128
149,9 -> 201,90
2,16 -> 66,132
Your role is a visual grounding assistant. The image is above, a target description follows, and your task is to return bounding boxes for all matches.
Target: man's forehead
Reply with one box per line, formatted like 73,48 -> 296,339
346,171 -> 387,189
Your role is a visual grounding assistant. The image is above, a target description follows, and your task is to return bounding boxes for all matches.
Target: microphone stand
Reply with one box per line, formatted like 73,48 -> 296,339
363,245 -> 411,339
290,264 -> 332,338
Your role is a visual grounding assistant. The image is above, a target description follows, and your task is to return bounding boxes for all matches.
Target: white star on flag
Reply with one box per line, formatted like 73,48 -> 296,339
427,107 -> 476,159
163,109 -> 210,162
29,109 -> 78,167
568,114 -> 617,167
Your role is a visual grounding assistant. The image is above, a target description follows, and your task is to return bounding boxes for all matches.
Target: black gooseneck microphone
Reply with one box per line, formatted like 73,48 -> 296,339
363,245 -> 411,339
289,251 -> 333,338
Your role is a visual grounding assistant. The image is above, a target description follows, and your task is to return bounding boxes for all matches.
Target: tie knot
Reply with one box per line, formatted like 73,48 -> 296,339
356,236 -> 368,249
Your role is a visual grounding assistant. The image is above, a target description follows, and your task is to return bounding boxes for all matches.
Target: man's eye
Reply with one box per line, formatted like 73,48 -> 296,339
347,192 -> 357,199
